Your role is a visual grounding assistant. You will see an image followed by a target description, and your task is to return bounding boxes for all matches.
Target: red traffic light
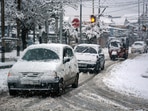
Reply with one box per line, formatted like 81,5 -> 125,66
90,15 -> 96,23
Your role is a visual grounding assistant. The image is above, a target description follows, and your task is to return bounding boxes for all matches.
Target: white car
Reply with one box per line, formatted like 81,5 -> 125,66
74,44 -> 105,74
131,41 -> 147,54
7,43 -> 79,96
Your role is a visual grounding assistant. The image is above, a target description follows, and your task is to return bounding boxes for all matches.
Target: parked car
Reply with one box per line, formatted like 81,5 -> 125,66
74,44 -> 105,73
7,43 -> 79,96
131,41 -> 147,54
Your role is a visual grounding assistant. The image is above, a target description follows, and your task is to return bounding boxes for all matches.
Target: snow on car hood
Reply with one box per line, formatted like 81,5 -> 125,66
11,60 -> 61,73
75,53 -> 97,62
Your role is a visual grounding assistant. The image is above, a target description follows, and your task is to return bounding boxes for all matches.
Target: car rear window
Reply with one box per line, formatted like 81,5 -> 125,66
134,43 -> 143,46
110,41 -> 121,47
75,46 -> 97,54
22,48 -> 59,61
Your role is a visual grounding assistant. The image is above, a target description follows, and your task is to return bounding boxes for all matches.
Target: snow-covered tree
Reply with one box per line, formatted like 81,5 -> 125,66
5,0 -> 78,49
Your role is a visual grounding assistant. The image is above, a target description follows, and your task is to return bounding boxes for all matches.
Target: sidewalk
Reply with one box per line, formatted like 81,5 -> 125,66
0,61 -> 15,69
0,50 -> 21,69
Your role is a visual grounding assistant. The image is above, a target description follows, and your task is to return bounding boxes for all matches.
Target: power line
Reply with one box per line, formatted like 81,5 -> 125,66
83,0 -> 142,8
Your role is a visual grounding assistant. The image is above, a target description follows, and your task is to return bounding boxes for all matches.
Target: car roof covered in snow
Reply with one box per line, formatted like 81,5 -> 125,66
76,43 -> 100,47
74,43 -> 101,51
26,43 -> 72,50
21,43 -> 73,59
134,41 -> 145,44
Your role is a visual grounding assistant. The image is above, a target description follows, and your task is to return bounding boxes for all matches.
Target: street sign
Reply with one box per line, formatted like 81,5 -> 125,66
72,18 -> 80,28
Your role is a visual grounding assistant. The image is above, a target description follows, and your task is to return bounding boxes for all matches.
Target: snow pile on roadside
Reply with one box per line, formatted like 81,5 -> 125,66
103,53 -> 148,99
0,69 -> 8,93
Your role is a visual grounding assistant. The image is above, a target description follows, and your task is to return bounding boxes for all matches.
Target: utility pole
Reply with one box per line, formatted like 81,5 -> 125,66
1,0 -> 5,62
17,0 -> 21,56
59,4 -> 63,44
97,0 -> 100,44
142,0 -> 145,25
98,0 -> 100,18
92,0 -> 94,14
138,0 -> 141,38
55,17 -> 59,43
45,15 -> 49,43
79,0 -> 82,43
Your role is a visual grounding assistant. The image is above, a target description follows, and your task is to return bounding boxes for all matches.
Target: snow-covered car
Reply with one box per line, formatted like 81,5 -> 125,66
74,44 -> 105,73
7,43 -> 79,96
131,41 -> 147,54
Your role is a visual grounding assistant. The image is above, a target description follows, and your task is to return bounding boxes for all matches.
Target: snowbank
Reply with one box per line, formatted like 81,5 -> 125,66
103,53 -> 148,99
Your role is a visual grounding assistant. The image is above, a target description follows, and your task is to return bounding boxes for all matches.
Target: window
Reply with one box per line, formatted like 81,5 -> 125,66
22,48 -> 59,61
63,47 -> 74,58
98,48 -> 102,54
75,46 -> 97,54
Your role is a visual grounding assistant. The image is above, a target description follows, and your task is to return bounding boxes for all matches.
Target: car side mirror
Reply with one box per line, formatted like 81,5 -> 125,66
99,53 -> 104,57
63,57 -> 70,64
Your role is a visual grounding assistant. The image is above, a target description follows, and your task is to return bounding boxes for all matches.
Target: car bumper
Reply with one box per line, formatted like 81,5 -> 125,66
78,63 -> 96,71
8,81 -> 60,92
131,49 -> 143,53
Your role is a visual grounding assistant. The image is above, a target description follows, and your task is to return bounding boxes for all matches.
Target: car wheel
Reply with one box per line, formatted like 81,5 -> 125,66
112,55 -> 116,61
9,90 -> 17,96
58,80 -> 65,96
124,53 -> 128,59
101,61 -> 105,70
94,63 -> 100,74
72,74 -> 79,88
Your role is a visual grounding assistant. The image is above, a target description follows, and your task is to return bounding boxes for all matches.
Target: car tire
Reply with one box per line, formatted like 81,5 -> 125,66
101,62 -> 105,70
9,90 -> 17,96
124,53 -> 128,59
72,74 -> 79,88
58,80 -> 65,96
112,55 -> 116,61
94,63 -> 100,74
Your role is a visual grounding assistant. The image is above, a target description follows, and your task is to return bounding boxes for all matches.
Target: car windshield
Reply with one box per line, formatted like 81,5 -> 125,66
134,42 -> 143,46
22,48 -> 60,61
110,41 -> 121,48
75,46 -> 97,54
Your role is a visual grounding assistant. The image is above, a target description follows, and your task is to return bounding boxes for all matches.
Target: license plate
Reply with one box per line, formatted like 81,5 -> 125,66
112,51 -> 117,55
79,63 -> 87,67
21,79 -> 40,85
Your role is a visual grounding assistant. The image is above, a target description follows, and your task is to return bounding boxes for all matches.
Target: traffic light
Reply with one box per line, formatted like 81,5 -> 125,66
90,15 -> 96,23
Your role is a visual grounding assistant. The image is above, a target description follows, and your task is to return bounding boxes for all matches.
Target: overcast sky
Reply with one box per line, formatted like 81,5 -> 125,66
64,0 -> 147,21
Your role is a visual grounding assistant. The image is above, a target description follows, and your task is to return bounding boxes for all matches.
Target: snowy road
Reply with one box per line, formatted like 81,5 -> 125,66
0,54 -> 148,111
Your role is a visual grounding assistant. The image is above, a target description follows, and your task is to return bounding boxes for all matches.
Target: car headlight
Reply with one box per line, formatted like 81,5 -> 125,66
42,71 -> 60,82
8,70 -> 19,77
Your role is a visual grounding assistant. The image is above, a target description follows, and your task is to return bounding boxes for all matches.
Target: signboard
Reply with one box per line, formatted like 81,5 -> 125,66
72,18 -> 80,28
